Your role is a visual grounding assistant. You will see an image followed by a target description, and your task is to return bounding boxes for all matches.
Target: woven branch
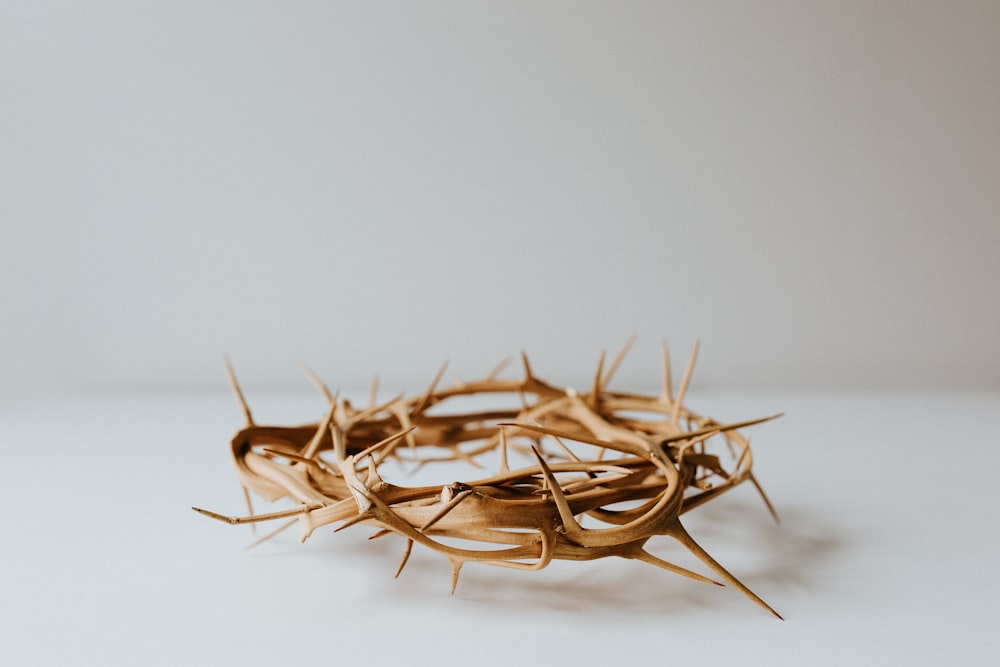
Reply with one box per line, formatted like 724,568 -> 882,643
194,341 -> 783,618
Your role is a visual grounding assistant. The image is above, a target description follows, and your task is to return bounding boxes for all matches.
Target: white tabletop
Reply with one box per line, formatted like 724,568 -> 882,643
2,390 -> 997,665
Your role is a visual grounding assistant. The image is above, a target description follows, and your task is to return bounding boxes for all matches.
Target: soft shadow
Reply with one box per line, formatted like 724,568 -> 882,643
233,496 -> 843,618
681,497 -> 843,591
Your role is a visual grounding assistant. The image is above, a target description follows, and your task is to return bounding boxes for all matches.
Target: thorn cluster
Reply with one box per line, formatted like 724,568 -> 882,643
196,341 -> 783,618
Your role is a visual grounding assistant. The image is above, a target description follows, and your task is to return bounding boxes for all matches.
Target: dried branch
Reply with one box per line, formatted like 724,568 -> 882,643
198,344 -> 783,617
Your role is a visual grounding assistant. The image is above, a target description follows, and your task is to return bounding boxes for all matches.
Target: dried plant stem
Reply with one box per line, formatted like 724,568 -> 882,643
195,343 -> 783,617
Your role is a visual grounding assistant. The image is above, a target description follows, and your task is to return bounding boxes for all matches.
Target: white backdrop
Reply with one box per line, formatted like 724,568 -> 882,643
3,1 -> 998,401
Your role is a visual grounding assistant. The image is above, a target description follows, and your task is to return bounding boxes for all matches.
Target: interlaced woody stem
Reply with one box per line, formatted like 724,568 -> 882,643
194,341 -> 784,618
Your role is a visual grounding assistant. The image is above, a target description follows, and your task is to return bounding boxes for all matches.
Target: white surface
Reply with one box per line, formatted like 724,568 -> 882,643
2,390 -> 997,665
3,2 -> 1000,400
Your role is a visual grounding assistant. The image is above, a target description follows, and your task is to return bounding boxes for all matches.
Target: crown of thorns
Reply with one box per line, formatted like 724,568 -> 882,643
195,341 -> 782,617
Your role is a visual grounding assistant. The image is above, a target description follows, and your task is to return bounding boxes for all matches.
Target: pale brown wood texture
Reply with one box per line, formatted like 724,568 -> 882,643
195,343 -> 783,617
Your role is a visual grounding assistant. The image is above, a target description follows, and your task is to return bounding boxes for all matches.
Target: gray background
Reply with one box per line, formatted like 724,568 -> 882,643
3,1 -> 998,401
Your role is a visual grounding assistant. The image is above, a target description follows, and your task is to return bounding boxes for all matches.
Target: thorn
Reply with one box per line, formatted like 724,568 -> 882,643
243,518 -> 297,551
334,512 -> 370,533
500,422 -> 618,452
300,401 -> 337,460
331,426 -> 348,463
731,434 -> 752,472
602,334 -> 636,389
364,455 -> 384,487
660,340 -> 673,405
750,472 -> 780,523
530,446 -> 582,534
368,529 -> 392,540
673,430 -> 718,466
450,560 -> 463,594
561,471 -> 631,493
667,521 -> 782,619
421,489 -> 473,531
300,365 -> 336,406
224,357 -> 254,426
498,426 -> 510,474
368,374 -> 379,410
670,341 -> 699,425
541,425 -> 582,463
411,361 -> 448,416
262,448 -> 321,466
520,350 -> 534,381
395,539 -> 414,578
590,350 -> 606,409
358,426 -> 417,462
657,414 -> 783,447
630,546 -> 723,586
449,445 -> 485,469
486,357 -> 511,381
241,485 -> 256,534
348,393 -> 405,427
